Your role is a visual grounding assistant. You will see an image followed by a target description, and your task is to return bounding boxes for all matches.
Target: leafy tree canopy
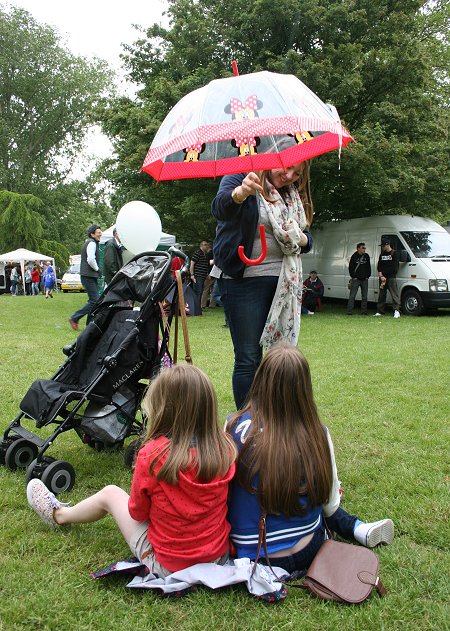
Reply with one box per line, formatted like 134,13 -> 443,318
0,5 -> 113,193
98,0 -> 449,245
0,5 -> 116,265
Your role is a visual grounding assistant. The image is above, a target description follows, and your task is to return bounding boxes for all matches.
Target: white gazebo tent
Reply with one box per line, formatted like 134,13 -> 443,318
0,248 -> 56,294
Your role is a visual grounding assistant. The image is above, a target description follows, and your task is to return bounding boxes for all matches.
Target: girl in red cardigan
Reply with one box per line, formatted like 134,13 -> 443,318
27,365 -> 236,576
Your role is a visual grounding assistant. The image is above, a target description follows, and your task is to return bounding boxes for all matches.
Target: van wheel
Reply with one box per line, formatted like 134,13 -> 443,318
63,290 -> 68,293
401,289 -> 424,316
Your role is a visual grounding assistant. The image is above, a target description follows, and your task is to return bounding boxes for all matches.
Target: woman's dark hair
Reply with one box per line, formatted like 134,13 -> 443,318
228,343 -> 332,516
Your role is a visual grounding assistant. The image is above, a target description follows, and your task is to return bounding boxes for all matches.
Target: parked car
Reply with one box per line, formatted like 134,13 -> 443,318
61,263 -> 84,293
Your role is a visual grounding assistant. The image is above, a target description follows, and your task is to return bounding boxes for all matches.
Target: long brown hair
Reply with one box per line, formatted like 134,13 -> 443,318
256,160 -> 314,227
142,364 -> 236,484
228,343 -> 332,515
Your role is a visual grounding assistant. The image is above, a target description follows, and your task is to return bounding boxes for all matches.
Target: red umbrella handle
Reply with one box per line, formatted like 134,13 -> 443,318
238,224 -> 267,266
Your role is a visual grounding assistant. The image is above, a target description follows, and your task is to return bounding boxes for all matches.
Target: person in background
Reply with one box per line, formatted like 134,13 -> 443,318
103,227 -> 124,286
190,241 -> 210,302
374,238 -> 400,319
43,262 -> 55,299
10,265 -> 19,296
31,264 -> 40,295
302,271 -> 324,314
201,243 -> 216,310
69,224 -> 102,331
347,243 -> 371,315
170,246 -> 184,279
24,265 -> 32,295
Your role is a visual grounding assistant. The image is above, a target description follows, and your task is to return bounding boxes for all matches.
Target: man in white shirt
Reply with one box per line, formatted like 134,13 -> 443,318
69,224 -> 102,331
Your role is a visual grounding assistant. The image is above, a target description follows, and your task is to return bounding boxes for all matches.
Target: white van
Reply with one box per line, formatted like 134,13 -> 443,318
304,215 -> 450,315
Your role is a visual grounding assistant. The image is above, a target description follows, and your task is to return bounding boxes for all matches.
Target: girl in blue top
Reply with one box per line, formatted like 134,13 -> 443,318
43,263 -> 55,299
227,343 -> 394,573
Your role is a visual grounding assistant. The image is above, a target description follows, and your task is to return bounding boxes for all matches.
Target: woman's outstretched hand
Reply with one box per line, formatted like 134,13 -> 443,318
232,172 -> 264,204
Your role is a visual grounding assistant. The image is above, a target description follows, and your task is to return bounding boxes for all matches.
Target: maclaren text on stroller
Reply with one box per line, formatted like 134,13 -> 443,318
0,250 -> 189,493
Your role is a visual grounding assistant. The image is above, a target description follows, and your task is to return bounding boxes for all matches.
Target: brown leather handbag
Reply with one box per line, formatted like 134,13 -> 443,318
300,538 -> 387,604
254,513 -> 387,604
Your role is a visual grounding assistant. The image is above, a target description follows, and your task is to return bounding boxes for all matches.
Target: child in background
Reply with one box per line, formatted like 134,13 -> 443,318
43,262 -> 55,298
227,343 -> 394,574
27,365 -> 236,577
31,264 -> 41,295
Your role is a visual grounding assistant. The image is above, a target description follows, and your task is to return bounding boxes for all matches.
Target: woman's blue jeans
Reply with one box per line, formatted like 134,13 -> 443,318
325,506 -> 358,541
217,276 -> 278,409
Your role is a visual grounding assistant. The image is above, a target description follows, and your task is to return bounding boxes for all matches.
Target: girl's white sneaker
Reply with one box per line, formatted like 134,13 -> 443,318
354,519 -> 395,547
27,479 -> 69,528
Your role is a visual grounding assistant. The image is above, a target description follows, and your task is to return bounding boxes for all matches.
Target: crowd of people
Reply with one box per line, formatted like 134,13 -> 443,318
6,261 -> 56,297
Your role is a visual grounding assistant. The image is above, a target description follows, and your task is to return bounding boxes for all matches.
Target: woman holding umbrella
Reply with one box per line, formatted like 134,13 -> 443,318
211,137 -> 313,409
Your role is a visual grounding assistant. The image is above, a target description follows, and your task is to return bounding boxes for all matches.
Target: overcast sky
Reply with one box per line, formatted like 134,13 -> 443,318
5,0 -> 170,174
5,0 -> 168,72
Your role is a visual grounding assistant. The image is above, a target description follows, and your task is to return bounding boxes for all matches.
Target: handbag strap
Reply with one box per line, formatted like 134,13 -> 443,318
252,511 -> 282,581
252,510 -> 332,580
174,270 -> 193,364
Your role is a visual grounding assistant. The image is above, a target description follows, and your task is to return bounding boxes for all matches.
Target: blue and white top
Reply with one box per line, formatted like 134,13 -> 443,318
227,412 -> 341,559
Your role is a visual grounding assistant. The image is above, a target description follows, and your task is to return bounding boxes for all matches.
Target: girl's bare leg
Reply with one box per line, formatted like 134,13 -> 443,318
55,485 -> 141,543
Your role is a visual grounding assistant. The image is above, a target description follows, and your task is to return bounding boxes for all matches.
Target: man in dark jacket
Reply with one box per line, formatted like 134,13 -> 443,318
375,238 -> 400,318
302,271 -> 324,313
347,242 -> 371,315
103,228 -> 124,285
189,240 -> 210,301
69,224 -> 102,331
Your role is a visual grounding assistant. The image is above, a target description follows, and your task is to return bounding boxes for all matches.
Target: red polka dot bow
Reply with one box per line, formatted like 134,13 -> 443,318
230,95 -> 258,114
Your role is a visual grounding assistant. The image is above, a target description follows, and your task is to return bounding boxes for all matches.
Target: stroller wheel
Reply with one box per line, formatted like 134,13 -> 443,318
124,439 -> 141,469
41,460 -> 76,494
26,456 -> 56,483
0,437 -> 20,465
5,439 -> 38,470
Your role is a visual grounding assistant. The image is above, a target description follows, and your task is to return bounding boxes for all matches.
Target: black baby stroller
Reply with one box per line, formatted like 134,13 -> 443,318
0,249 -> 189,493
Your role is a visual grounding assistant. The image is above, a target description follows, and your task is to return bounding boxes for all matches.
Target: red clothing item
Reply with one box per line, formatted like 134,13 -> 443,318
128,436 -> 235,572
31,269 -> 40,282
170,256 -> 183,279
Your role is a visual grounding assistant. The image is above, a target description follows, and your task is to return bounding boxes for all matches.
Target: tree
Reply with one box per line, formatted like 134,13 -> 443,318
0,187 -> 106,270
98,0 -> 449,243
0,189 -> 43,251
0,5 -> 112,194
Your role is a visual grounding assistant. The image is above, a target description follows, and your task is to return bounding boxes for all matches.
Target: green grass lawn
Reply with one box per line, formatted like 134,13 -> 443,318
0,293 -> 448,630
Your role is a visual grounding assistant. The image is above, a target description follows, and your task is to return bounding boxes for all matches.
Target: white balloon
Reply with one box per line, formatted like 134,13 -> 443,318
116,201 -> 162,255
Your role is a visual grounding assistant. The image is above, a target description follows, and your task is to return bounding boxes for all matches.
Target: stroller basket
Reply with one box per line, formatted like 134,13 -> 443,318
80,385 -> 137,444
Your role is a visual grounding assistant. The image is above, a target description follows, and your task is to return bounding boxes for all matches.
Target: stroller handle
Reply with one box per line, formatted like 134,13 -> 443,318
168,246 -> 187,261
